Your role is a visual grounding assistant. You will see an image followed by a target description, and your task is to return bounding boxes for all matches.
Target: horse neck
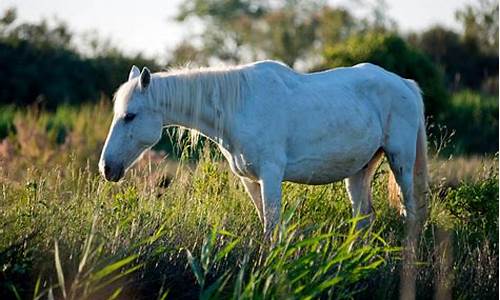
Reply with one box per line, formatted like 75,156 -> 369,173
164,103 -> 222,143
152,74 -> 239,145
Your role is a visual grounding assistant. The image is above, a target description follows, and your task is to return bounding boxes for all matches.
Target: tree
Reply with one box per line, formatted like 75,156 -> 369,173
409,25 -> 498,92
0,8 -> 158,108
172,0 -> 358,68
455,0 -> 498,93
456,0 -> 498,55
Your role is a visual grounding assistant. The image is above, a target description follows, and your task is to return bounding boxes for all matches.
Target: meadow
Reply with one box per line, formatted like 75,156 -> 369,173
0,101 -> 498,299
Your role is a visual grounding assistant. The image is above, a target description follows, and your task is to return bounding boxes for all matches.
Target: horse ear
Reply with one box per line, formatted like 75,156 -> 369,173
139,67 -> 151,90
129,65 -> 140,81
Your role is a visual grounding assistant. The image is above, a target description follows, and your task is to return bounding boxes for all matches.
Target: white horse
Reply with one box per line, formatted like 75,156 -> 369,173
99,60 -> 428,235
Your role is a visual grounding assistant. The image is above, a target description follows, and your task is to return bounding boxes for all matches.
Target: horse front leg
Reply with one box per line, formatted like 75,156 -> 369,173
259,163 -> 285,238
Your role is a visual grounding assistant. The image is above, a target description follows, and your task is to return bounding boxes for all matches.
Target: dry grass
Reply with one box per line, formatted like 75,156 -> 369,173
430,155 -> 497,188
0,104 -> 497,299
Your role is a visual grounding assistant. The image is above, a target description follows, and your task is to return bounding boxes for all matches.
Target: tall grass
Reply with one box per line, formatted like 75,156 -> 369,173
0,104 -> 498,299
0,150 -> 395,299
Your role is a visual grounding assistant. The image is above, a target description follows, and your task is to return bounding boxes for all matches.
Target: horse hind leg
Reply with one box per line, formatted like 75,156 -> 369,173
384,132 -> 421,300
384,143 -> 418,223
345,149 -> 384,229
384,112 -> 429,300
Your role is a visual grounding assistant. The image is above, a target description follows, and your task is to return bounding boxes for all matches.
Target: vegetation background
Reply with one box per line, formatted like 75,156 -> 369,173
0,0 -> 498,299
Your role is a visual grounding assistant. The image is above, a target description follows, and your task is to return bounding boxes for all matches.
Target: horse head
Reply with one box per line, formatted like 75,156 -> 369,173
99,66 -> 163,181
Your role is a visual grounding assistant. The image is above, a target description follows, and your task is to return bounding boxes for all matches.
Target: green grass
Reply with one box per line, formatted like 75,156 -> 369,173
0,104 -> 498,299
0,152 -> 394,299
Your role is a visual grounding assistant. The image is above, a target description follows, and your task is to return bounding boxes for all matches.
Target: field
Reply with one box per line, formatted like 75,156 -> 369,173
0,103 -> 498,300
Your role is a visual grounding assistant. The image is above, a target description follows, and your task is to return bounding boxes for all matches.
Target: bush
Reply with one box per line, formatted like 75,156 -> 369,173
0,39 -> 159,109
321,32 -> 449,120
0,105 -> 15,138
0,10 -> 159,109
0,40 -> 97,107
409,26 -> 499,92
442,161 -> 498,242
443,90 -> 499,154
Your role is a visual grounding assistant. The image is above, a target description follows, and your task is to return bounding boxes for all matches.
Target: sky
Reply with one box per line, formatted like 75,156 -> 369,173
1,0 -> 475,61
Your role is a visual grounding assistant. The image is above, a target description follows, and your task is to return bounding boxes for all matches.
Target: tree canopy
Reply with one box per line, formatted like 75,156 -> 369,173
173,0 -> 360,68
0,8 -> 158,108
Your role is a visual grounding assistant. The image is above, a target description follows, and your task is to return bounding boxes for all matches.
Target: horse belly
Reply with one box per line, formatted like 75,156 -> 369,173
283,132 -> 382,185
283,156 -> 367,184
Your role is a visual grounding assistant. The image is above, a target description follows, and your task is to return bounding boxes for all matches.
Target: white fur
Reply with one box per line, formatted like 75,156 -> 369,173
129,65 -> 140,81
100,60 -> 429,235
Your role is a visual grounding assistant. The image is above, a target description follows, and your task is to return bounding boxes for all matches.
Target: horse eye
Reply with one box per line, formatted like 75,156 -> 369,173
123,113 -> 136,122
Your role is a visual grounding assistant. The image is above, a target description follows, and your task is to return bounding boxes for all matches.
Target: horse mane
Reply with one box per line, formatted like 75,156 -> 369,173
114,64 -> 251,145
154,64 -> 249,115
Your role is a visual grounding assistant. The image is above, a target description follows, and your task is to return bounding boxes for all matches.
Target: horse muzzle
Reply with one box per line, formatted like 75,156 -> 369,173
100,160 -> 125,182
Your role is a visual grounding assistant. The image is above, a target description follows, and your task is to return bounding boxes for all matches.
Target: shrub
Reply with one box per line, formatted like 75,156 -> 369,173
0,105 -> 15,138
443,166 -> 498,244
444,90 -> 499,154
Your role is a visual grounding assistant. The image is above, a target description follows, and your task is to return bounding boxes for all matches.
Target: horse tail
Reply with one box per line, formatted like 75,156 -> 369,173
388,80 -> 429,219
413,108 -> 429,220
387,169 -> 401,212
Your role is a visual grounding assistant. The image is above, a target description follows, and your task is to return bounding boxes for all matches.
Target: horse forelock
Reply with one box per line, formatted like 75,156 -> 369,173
113,80 -> 138,114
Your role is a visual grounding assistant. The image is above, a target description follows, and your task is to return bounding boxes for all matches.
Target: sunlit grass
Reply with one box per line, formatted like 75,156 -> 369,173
0,104 -> 498,299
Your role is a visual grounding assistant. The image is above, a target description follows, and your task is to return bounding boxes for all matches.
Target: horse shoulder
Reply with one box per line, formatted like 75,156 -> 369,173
227,104 -> 288,179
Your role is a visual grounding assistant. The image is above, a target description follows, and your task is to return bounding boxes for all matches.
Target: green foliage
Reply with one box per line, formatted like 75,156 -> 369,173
456,0 -> 499,55
322,32 -> 449,120
0,104 -> 498,299
174,0 -> 359,67
0,105 -> 15,137
112,187 -> 141,220
443,166 -> 498,243
427,159 -> 499,300
187,221 -> 394,300
407,1 -> 498,93
409,26 -> 498,92
444,90 -> 499,154
0,38 -> 158,108
0,8 -> 158,108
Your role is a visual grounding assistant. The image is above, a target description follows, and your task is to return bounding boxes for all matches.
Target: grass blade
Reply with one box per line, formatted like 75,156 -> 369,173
32,275 -> 41,299
54,240 -> 67,299
200,270 -> 232,300
79,215 -> 97,273
8,283 -> 21,300
158,290 -> 170,300
107,287 -> 123,300
186,249 -> 204,287
215,238 -> 240,261
91,254 -> 138,282
92,263 -> 143,294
